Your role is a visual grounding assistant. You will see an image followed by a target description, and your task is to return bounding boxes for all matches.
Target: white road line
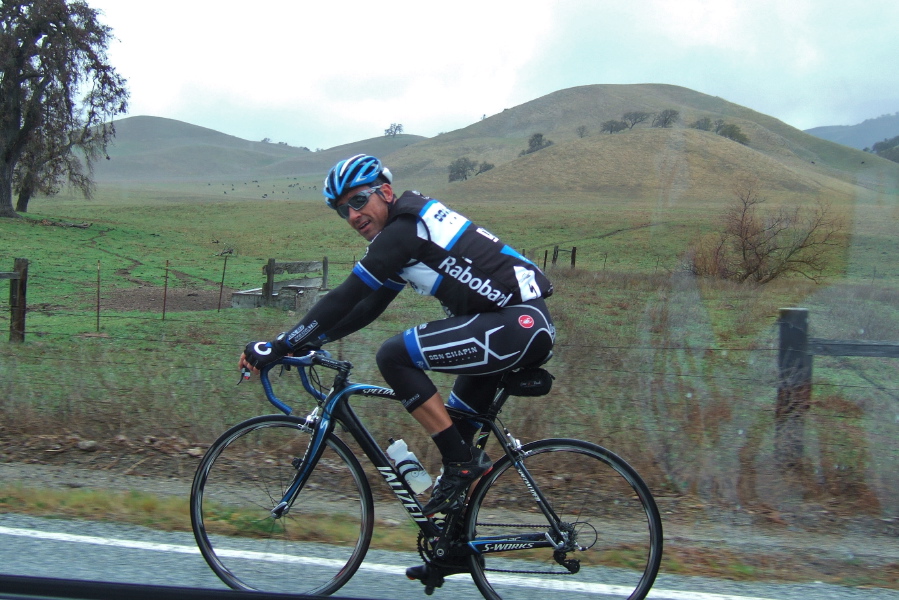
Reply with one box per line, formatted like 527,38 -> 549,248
0,526 -> 777,600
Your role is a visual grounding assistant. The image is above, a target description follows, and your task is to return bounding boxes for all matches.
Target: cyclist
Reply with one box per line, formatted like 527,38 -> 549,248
239,154 -> 555,518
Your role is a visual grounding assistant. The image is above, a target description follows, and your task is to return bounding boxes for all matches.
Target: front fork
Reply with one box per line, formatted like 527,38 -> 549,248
271,408 -> 321,519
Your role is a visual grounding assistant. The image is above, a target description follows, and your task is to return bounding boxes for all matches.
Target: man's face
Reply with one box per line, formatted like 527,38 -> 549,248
336,183 -> 394,241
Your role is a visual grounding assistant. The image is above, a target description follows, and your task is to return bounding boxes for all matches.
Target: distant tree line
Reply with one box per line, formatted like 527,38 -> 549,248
446,107 -> 752,183
865,135 -> 899,163
599,110 -> 678,135
689,117 -> 750,145
588,109 -> 749,145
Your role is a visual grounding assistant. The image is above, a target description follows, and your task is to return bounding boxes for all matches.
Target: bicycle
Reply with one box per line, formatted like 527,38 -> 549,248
190,351 -> 663,599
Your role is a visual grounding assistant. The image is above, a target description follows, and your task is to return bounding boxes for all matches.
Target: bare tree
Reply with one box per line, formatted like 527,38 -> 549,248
687,178 -> 845,283
622,111 -> 652,129
576,125 -> 588,138
476,161 -> 494,175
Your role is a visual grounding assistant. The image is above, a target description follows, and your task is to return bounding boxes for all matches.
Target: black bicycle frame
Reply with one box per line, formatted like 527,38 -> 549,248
258,355 -> 570,555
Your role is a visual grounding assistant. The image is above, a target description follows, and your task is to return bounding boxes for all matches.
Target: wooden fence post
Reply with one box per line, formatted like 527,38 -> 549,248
162,260 -> 170,321
217,254 -> 228,312
5,258 -> 28,343
570,247 -> 577,268
775,308 -> 812,471
322,256 -> 329,290
262,258 -> 276,306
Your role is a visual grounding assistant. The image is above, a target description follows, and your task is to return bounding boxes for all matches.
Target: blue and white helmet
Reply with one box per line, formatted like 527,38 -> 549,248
322,154 -> 393,209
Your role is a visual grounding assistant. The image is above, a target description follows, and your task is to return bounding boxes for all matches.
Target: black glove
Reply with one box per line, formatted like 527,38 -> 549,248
243,335 -> 292,369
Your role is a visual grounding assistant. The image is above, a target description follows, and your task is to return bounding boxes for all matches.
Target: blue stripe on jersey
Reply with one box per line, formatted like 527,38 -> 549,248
403,327 -> 429,370
445,220 -> 470,250
430,274 -> 443,295
501,245 -> 535,265
419,199 -> 437,217
352,263 -> 383,290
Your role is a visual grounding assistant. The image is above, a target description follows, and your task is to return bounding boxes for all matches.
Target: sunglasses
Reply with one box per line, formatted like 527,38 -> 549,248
336,185 -> 383,219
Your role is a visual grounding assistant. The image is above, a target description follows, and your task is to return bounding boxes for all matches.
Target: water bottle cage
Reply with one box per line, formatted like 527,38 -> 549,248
396,459 -> 425,474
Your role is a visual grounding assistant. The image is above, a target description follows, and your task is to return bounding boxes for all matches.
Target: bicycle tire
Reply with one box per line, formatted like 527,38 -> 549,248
464,438 -> 662,600
190,414 -> 374,595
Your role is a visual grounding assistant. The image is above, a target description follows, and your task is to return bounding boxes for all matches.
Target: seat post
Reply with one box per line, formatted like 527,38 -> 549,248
487,384 -> 512,418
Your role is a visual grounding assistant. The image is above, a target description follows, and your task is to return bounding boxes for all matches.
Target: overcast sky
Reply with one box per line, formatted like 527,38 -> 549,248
88,0 -> 898,150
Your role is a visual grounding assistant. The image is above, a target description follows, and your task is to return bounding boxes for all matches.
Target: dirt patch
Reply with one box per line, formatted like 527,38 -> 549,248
99,284 -> 235,313
0,430 -> 206,483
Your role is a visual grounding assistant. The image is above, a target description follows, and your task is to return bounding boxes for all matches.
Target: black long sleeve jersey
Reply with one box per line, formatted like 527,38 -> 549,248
282,191 -> 553,349
355,191 -> 553,315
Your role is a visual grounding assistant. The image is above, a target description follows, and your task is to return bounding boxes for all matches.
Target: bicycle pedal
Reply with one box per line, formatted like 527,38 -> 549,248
406,564 -> 445,593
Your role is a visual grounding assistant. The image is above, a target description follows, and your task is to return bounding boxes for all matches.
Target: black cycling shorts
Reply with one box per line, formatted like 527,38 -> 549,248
376,298 -> 554,413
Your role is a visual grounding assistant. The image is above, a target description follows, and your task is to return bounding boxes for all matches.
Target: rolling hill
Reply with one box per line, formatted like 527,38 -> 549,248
806,112 -> 899,150
94,84 -> 899,208
94,115 -> 427,182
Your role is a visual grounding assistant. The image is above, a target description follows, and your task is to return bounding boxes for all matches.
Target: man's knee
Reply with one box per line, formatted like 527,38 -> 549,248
376,334 -> 407,373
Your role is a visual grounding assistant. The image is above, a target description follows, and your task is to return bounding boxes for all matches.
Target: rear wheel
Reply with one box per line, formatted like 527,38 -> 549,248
190,415 -> 374,595
465,438 -> 662,600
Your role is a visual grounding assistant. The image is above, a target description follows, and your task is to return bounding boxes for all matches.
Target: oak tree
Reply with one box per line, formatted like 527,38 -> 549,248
519,133 -> 553,156
600,120 -> 628,134
448,157 -> 477,182
651,109 -> 679,128
1,0 -> 129,217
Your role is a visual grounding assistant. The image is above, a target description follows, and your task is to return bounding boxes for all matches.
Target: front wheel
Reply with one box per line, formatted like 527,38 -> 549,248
190,414 -> 374,595
465,438 -> 663,600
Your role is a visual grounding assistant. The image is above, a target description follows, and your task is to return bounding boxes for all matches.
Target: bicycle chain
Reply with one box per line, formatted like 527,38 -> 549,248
463,521 -> 580,576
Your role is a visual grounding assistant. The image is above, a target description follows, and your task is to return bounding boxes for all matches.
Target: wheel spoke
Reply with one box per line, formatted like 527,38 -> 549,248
466,439 -> 662,600
190,416 -> 373,596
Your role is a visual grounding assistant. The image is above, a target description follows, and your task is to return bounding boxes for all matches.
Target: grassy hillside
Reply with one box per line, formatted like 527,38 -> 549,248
95,116 -> 427,182
383,84 -> 897,195
96,85 -> 899,204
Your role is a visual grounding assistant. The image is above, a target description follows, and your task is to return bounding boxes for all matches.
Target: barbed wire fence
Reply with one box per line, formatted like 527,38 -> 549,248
1,257 -> 897,513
